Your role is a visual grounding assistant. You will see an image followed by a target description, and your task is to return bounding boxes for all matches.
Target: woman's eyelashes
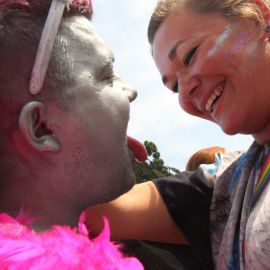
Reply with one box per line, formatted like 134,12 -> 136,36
170,45 -> 199,93
183,45 -> 199,66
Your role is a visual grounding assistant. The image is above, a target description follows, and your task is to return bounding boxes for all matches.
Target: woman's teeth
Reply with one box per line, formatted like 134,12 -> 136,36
205,85 -> 223,112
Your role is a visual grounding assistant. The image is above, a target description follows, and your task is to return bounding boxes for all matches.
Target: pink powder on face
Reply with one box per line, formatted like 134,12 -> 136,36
222,30 -> 257,66
207,25 -> 233,58
230,31 -> 250,55
207,24 -> 256,66
245,42 -> 257,56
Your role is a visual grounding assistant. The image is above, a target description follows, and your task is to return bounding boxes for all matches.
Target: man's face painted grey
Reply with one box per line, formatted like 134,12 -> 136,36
54,16 -> 138,205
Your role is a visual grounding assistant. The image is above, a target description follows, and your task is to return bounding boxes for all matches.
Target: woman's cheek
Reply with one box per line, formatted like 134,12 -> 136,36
179,95 -> 198,116
179,95 -> 214,122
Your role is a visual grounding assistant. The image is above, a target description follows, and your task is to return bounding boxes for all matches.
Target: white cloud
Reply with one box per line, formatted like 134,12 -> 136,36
125,1 -> 157,19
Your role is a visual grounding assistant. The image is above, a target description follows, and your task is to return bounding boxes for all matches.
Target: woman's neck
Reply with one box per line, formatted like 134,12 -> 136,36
253,120 -> 270,145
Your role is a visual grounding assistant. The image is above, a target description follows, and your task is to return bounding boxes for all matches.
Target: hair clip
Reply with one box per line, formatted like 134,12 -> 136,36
29,0 -> 72,95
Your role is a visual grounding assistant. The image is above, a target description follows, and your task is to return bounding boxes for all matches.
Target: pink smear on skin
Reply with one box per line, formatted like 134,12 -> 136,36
229,31 -> 249,55
0,212 -> 143,269
222,31 -> 255,66
207,25 -> 233,57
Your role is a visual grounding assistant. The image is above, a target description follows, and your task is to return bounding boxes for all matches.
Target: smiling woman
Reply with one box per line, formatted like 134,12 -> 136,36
86,1 -> 270,270
93,0 -> 253,171
147,0 -> 270,269
151,3 -> 269,138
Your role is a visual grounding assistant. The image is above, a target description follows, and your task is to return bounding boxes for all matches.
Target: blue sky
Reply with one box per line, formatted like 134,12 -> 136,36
92,0 -> 253,170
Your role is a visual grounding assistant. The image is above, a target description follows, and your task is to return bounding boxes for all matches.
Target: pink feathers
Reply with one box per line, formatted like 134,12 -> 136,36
0,213 -> 143,269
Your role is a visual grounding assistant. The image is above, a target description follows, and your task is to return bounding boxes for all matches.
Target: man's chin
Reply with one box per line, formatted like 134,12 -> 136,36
94,153 -> 136,203
115,168 -> 136,197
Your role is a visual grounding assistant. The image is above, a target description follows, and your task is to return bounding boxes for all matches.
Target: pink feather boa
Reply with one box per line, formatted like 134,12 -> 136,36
0,213 -> 143,269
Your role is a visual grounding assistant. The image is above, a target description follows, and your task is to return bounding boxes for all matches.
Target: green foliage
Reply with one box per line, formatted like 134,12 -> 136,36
133,141 -> 180,183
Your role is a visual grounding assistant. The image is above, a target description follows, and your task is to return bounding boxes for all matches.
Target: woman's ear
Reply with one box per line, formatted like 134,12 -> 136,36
252,0 -> 270,40
253,0 -> 270,21
19,101 -> 61,152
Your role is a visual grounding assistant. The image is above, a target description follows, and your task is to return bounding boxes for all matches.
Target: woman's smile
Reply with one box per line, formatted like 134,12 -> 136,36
153,5 -> 270,139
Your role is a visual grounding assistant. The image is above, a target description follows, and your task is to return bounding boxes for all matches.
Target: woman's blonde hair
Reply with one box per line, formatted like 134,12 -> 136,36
148,0 -> 268,45
185,146 -> 226,171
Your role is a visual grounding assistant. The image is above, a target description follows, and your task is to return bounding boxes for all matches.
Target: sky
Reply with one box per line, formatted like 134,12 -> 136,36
92,0 -> 253,170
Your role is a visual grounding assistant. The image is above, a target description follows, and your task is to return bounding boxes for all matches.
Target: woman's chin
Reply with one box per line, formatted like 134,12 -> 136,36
219,121 -> 239,136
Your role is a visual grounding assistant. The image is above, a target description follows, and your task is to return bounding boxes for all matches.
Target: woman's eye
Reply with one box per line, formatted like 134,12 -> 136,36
172,82 -> 178,93
183,46 -> 198,66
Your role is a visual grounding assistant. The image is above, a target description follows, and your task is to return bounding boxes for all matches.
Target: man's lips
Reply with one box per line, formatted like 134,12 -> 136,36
127,136 -> 147,162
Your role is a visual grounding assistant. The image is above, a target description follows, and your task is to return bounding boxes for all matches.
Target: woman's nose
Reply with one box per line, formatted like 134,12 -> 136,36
178,74 -> 200,99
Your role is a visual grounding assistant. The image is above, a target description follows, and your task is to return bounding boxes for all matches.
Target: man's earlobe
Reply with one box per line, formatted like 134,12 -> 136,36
19,101 -> 61,152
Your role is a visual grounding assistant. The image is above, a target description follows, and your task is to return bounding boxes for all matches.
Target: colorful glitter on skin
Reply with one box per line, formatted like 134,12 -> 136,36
205,23 -> 259,70
207,25 -> 234,57
230,31 -> 250,55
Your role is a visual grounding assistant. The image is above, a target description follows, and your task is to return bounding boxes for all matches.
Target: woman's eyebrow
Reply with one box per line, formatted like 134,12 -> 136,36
168,38 -> 187,60
161,39 -> 187,86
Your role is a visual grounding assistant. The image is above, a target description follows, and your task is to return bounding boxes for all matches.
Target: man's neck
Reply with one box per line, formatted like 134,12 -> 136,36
0,180 -> 83,231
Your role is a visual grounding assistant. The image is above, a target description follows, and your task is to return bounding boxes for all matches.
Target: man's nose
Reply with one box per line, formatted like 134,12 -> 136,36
122,82 -> 138,102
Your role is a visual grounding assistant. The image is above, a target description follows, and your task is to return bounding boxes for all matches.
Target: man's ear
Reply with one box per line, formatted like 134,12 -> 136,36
19,101 -> 61,152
